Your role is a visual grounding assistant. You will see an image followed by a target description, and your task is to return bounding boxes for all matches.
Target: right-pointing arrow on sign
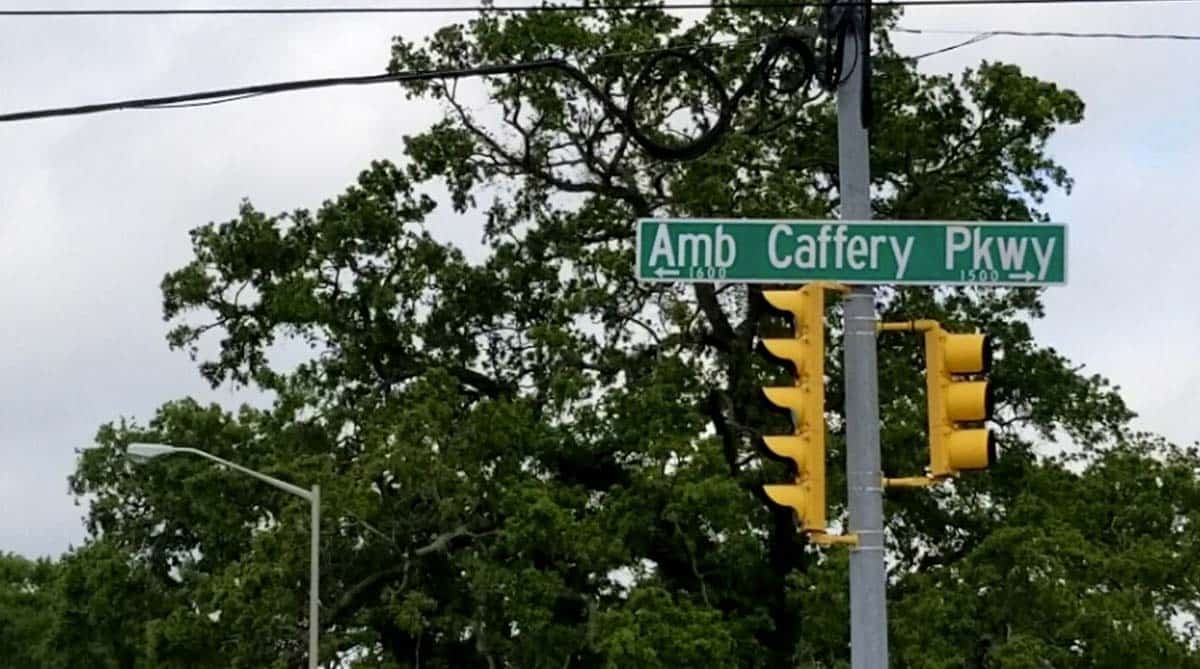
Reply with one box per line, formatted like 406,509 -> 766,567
1008,271 -> 1034,281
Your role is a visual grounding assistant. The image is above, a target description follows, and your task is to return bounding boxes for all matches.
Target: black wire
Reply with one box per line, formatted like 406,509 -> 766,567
909,32 -> 995,59
143,93 -> 268,108
860,0 -> 872,127
818,0 -> 855,89
899,27 -> 1200,40
4,24 -> 1192,124
0,36 -> 771,123
0,34 -> 821,162
816,0 -> 869,125
0,60 -> 562,122
0,3 -> 809,16
3,0 -> 1200,15
15,19 -> 1189,149
900,27 -> 1200,60
835,24 -> 858,85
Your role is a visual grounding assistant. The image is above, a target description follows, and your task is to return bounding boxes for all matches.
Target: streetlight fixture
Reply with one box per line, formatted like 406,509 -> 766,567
126,442 -> 320,669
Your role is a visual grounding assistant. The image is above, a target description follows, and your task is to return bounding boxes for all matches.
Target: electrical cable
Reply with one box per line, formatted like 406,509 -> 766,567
898,27 -> 1200,41
5,22 -> 1192,124
817,0 -> 868,125
143,93 -> 269,108
0,3 -> 809,16
861,0 -> 872,127
901,27 -> 1200,60
0,34 -> 780,120
0,32 -> 824,162
0,60 -> 563,122
21,17 -> 1189,151
909,32 -> 995,58
3,0 -> 1200,15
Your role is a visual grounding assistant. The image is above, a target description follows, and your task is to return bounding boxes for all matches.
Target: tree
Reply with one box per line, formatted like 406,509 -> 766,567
0,552 -> 56,666
40,540 -> 175,669
65,4 -> 1200,667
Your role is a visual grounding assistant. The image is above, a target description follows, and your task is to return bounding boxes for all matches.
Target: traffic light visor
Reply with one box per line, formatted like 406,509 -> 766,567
762,436 -> 805,464
762,288 -> 814,314
763,484 -> 807,509
761,338 -> 808,375
947,429 -> 995,470
763,386 -> 807,412
946,381 -> 993,422
762,483 -> 824,531
945,334 -> 991,374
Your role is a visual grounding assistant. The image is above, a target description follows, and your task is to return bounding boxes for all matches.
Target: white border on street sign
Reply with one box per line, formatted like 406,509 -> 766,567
633,219 -> 1068,287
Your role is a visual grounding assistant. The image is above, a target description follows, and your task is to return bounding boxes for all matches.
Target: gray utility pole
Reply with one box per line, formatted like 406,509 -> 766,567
836,11 -> 889,669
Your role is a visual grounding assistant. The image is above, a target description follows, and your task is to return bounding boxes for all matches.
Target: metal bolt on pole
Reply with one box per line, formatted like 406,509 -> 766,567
836,15 -> 889,669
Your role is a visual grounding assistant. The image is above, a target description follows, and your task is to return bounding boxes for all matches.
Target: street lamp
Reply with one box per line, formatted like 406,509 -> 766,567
126,443 -> 320,669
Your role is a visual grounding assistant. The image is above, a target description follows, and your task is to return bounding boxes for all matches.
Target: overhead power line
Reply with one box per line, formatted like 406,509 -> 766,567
0,3 -> 797,15
0,37 -> 744,122
0,34 -> 816,158
0,61 -> 561,122
910,32 -> 995,58
4,0 -> 1200,16
6,23 -> 1200,121
902,27 -> 1200,59
899,27 -> 1200,41
0,28 -> 845,163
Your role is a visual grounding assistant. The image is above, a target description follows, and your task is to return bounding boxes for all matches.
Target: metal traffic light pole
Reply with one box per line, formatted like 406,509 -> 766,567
835,7 -> 889,669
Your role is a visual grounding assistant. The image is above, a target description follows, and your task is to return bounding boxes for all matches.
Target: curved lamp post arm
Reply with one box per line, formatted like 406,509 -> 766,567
172,447 -> 312,501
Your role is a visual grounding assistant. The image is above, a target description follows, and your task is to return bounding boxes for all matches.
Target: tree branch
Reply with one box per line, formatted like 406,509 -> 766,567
706,389 -> 741,477
436,77 -> 652,214
324,525 -> 486,626
694,284 -> 735,349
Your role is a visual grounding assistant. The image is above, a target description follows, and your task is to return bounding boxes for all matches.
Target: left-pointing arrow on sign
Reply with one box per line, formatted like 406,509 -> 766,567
654,267 -> 681,278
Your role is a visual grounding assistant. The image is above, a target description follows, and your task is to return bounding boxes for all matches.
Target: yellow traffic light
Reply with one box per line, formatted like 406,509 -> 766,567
879,320 -> 996,486
760,285 -> 828,533
924,326 -> 995,477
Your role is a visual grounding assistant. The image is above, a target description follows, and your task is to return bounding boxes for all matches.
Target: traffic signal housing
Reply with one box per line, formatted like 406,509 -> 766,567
758,284 -> 846,539
924,325 -> 995,477
879,320 -> 995,484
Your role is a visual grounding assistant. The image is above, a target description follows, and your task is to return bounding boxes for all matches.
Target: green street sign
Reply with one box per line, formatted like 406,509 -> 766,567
636,219 -> 1067,286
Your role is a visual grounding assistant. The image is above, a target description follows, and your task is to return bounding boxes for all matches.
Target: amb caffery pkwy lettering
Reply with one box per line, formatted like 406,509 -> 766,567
636,219 -> 1067,286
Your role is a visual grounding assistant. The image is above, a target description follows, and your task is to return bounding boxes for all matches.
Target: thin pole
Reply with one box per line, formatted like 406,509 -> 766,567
309,484 -> 320,669
837,13 -> 889,669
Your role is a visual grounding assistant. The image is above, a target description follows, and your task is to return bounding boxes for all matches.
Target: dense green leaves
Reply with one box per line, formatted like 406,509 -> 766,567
0,553 -> 56,667
27,5 -> 1199,668
892,441 -> 1200,668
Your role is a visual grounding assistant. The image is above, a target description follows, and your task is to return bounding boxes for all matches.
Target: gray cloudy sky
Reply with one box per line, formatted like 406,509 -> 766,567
1,1 -> 1195,558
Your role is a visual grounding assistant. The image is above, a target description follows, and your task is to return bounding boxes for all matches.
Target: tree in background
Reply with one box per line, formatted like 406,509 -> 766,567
0,552 -> 55,666
60,4 -> 1200,668
0,542 -> 172,668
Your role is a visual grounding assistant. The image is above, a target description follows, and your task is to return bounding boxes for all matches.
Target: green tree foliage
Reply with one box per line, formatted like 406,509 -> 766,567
43,540 -> 175,669
0,552 -> 55,666
57,5 -> 1200,668
0,543 -> 175,668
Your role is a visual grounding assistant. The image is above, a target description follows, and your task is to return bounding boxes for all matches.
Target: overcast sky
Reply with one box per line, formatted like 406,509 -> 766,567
1,1 -> 1195,558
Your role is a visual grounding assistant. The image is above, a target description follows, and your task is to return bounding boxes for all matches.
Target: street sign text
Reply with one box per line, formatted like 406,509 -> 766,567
636,219 -> 1067,286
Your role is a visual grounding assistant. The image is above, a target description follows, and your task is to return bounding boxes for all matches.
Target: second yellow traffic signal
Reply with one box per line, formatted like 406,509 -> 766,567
879,319 -> 996,486
924,325 -> 995,477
